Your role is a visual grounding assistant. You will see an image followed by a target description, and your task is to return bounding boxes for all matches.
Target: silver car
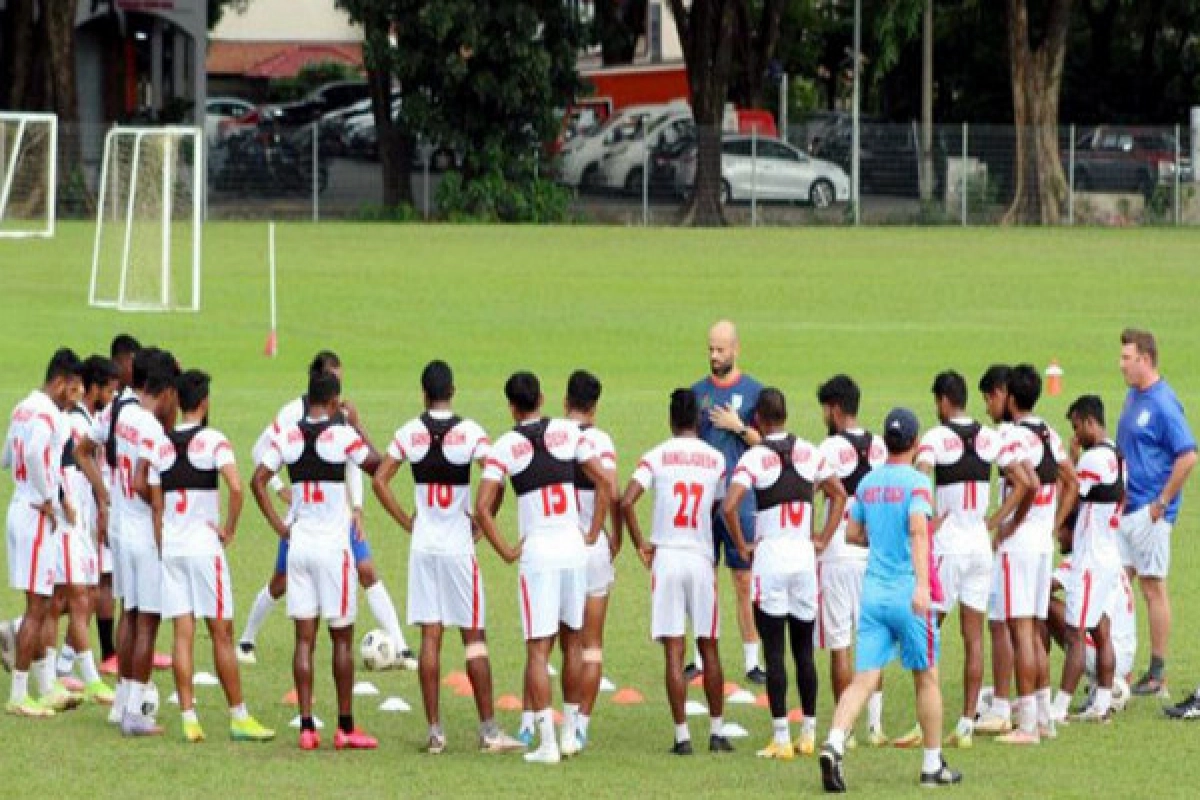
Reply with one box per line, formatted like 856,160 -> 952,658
675,135 -> 850,207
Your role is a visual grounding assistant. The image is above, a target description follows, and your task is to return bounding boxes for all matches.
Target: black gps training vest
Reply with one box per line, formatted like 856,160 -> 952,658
754,435 -> 814,511
839,430 -> 874,496
934,420 -> 992,486
286,418 -> 346,484
1082,440 -> 1125,505
510,419 -> 574,497
1019,419 -> 1059,485
410,413 -> 471,487
105,392 -> 139,468
160,426 -> 219,493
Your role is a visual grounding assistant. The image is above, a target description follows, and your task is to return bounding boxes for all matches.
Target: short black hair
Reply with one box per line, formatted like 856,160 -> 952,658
505,371 -> 541,414
1007,363 -> 1041,412
1067,394 -> 1105,427
421,360 -> 454,403
45,348 -> 83,384
816,375 -> 860,415
670,388 -> 699,431
109,334 -> 140,361
757,387 -> 787,425
308,370 -> 341,405
308,350 -> 341,379
566,370 -> 602,413
131,346 -> 161,390
931,370 -> 968,409
176,370 -> 210,413
978,364 -> 1010,394
143,350 -> 181,395
81,355 -> 118,392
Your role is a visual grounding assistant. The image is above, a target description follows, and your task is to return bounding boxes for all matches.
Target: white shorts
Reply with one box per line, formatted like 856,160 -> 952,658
109,536 -> 125,599
123,539 -> 163,614
650,548 -> 717,641
585,539 -> 615,598
98,542 -> 113,576
990,550 -> 1052,622
1118,507 -> 1171,578
6,504 -> 55,597
753,569 -> 817,620
1065,563 -> 1119,632
162,552 -> 234,620
518,564 -> 586,640
934,551 -> 992,613
287,542 -> 356,627
817,559 -> 865,650
56,528 -> 99,587
407,550 -> 484,630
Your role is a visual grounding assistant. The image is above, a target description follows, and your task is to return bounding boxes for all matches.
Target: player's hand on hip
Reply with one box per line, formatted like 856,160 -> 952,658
638,544 -> 656,570
912,585 -> 931,617
277,486 -> 293,505
736,544 -> 754,566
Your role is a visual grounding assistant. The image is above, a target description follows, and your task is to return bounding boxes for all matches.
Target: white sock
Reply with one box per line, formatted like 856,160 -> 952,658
32,658 -> 52,695
230,703 -> 249,721
710,715 -> 724,737
182,708 -> 199,724
535,709 -> 556,750
956,716 -> 973,736
78,650 -> 100,684
1017,695 -> 1036,734
520,710 -> 535,733
57,644 -> 76,675
867,690 -> 884,731
991,697 -> 1011,720
365,582 -> 408,651
772,717 -> 790,745
1093,687 -> 1113,714
693,642 -> 703,671
576,713 -> 590,737
743,642 -> 759,672
42,652 -> 57,692
239,587 -> 277,646
922,747 -> 942,773
564,702 -> 580,725
113,679 -> 129,713
10,671 -> 28,703
674,722 -> 690,743
1051,690 -> 1071,718
827,727 -> 847,755
127,681 -> 146,716
1036,687 -> 1052,726
802,717 -> 816,736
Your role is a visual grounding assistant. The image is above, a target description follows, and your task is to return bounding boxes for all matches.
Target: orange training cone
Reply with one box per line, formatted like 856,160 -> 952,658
723,681 -> 741,697
689,674 -> 704,688
281,688 -> 298,706
612,688 -> 645,705
754,693 -> 770,709
1045,359 -> 1063,397
788,708 -> 805,723
264,329 -> 278,358
496,694 -> 523,712
442,671 -> 471,692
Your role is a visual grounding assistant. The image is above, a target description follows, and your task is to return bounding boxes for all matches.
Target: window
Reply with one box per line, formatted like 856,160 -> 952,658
723,139 -> 753,157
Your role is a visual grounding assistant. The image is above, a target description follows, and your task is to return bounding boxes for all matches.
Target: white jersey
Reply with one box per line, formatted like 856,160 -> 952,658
388,411 -> 490,556
64,405 -> 99,537
996,417 -> 1067,554
147,424 -> 235,558
1072,442 -> 1123,570
89,399 -> 162,547
817,429 -> 886,562
261,417 -> 369,545
576,425 -> 617,535
916,417 -> 1000,556
632,436 -> 726,561
482,418 -> 597,569
731,433 -> 831,575
3,390 -> 67,515
253,396 -> 364,508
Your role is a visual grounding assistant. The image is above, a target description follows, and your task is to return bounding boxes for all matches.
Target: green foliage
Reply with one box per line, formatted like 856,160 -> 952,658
434,170 -> 573,223
208,0 -> 250,31
352,202 -> 422,222
268,61 -> 363,103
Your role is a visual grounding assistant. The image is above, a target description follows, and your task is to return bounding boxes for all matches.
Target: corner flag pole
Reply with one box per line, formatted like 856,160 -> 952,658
264,222 -> 278,357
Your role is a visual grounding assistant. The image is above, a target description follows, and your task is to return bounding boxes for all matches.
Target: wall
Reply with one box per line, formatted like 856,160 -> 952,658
211,0 -> 361,42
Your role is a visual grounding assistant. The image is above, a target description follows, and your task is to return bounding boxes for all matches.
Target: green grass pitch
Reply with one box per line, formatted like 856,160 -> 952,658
1,223 -> 1198,797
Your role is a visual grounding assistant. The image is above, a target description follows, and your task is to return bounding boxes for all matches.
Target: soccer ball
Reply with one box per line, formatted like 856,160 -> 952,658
142,681 -> 160,717
360,629 -> 396,671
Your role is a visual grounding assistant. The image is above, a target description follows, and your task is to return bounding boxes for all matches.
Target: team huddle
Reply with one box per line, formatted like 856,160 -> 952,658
2,323 -> 1196,791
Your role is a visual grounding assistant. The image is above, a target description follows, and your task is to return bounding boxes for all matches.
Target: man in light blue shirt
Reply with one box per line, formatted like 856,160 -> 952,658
819,409 -> 961,793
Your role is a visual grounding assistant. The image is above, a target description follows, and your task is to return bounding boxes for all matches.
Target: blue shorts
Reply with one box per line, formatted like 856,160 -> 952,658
713,510 -> 757,570
274,521 -> 372,575
855,586 -> 939,673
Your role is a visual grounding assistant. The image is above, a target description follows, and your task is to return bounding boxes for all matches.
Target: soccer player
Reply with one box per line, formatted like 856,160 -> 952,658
474,371 -> 611,765
1113,329 -> 1197,702
252,370 -> 381,751
371,360 -> 524,755
914,370 -> 1001,746
818,408 -> 962,793
564,370 -> 621,752
2,348 -> 85,717
237,351 -> 413,669
815,375 -> 888,745
692,320 -> 765,684
622,389 -> 733,756
988,364 -> 1077,744
1050,395 -> 1123,723
149,370 -> 274,743
722,388 -> 847,759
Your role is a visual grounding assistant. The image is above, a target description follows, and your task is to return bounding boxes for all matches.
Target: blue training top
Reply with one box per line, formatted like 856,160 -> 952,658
851,463 -> 934,592
693,372 -> 762,515
1117,379 -> 1196,523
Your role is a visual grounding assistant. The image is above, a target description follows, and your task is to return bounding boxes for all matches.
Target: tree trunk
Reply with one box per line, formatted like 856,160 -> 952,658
361,14 -> 412,210
5,0 -> 36,109
919,0 -> 933,202
44,0 -> 79,124
1003,0 -> 1072,225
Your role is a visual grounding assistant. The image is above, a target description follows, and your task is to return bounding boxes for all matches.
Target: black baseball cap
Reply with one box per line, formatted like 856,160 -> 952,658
883,407 -> 920,451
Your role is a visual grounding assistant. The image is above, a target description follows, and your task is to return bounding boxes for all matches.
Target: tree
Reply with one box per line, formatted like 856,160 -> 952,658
1004,0 -> 1072,224
729,0 -> 786,109
594,0 -> 647,65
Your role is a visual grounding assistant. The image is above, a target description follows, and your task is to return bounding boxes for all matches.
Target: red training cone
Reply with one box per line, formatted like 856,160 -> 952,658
264,329 -> 278,358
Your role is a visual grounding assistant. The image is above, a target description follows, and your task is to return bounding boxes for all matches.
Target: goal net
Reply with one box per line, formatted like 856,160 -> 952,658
0,112 -> 57,239
89,126 -> 202,311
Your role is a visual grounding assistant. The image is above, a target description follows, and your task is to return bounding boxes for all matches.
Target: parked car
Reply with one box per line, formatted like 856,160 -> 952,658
649,128 -> 697,196
557,103 -> 676,188
1070,126 -> 1193,197
204,96 -> 255,146
675,135 -> 850,207
814,120 -> 947,197
597,109 -> 695,194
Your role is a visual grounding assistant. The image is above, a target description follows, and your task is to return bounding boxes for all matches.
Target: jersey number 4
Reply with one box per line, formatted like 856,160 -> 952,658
672,482 -> 704,529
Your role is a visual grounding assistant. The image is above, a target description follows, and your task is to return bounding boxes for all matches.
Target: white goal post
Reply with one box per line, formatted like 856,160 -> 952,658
0,112 -> 57,239
89,126 -> 203,312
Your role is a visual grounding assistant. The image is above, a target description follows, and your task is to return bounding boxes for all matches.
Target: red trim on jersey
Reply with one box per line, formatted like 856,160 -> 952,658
36,413 -> 56,434
470,558 -> 481,630
272,421 -> 281,434
345,439 -> 366,455
215,556 -> 226,620
63,531 -> 73,584
1002,553 -> 1012,619
519,575 -> 532,638
392,438 -> 407,461
917,445 -> 934,454
600,451 -> 616,461
484,457 -> 508,475
213,441 -> 232,459
141,438 -> 155,449
340,550 -> 351,618
1077,469 -> 1103,483
1078,569 -> 1093,630
732,465 -> 753,482
29,512 -> 45,593
708,370 -> 743,390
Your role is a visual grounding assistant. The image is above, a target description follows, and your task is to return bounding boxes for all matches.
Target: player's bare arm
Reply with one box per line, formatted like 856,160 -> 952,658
1150,449 -> 1198,522
474,478 -> 520,564
619,480 -> 653,568
814,475 -> 848,553
844,518 -> 867,547
580,456 -> 612,546
251,464 -> 290,539
150,482 -> 164,554
987,461 -> 1035,541
721,483 -> 754,564
605,464 -> 623,558
709,404 -> 762,447
1053,459 -> 1079,533
370,456 -> 413,532
909,511 -> 931,616
218,461 -> 244,545
133,455 -> 153,504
